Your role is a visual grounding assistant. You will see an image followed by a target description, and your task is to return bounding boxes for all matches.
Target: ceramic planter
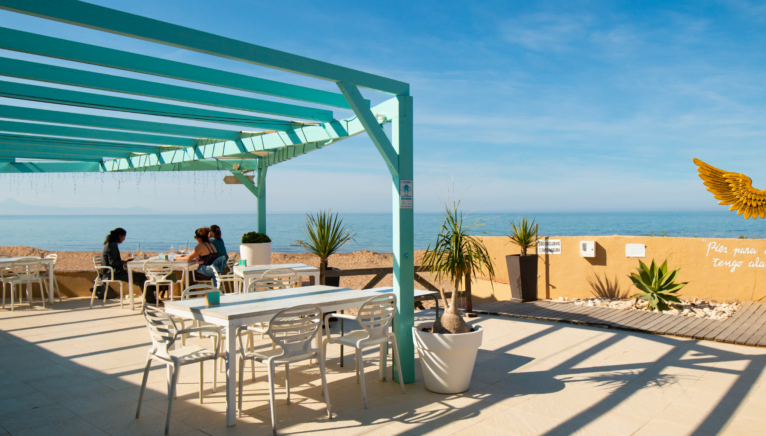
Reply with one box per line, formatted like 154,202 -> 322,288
505,254 -> 538,301
413,323 -> 483,394
239,242 -> 271,266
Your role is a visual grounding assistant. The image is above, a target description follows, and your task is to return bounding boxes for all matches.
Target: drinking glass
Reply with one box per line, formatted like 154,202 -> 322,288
170,245 -> 175,253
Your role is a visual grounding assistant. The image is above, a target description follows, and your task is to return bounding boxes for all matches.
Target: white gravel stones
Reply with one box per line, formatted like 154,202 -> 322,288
554,296 -> 741,321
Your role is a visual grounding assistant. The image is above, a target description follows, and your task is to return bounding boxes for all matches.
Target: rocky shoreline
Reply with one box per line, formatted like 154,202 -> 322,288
553,296 -> 741,321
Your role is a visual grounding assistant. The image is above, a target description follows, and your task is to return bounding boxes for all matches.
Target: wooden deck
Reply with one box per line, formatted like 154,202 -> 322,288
473,300 -> 766,347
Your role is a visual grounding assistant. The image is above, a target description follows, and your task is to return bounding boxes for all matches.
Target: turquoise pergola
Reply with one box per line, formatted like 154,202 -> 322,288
0,0 -> 414,381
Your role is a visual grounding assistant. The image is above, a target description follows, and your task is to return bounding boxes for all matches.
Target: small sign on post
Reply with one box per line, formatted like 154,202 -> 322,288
537,239 -> 562,254
223,175 -> 254,185
400,180 -> 413,209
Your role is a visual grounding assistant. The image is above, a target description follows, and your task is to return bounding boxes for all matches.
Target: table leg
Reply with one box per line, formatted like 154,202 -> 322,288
128,266 -> 134,303
340,310 -> 344,368
226,324 -> 237,427
47,262 -> 54,304
185,266 -> 190,289
297,274 -> 303,288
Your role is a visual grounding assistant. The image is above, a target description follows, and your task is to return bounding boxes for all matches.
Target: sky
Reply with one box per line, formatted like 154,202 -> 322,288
2,0 -> 766,214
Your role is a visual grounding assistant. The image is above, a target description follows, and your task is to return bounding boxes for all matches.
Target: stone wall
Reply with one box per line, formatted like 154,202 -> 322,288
469,235 -> 766,303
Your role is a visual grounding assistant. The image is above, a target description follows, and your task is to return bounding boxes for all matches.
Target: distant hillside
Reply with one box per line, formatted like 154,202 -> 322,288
0,198 -> 160,215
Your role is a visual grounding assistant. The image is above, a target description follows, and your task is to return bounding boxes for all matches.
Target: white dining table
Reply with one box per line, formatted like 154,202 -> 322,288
233,263 -> 320,289
0,257 -> 55,304
163,285 -> 380,427
126,256 -> 198,305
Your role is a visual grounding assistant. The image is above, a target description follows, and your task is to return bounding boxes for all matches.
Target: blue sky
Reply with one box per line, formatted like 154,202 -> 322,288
2,0 -> 766,214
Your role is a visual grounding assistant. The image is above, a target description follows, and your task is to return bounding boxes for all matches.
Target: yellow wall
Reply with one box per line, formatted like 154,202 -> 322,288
470,236 -> 766,303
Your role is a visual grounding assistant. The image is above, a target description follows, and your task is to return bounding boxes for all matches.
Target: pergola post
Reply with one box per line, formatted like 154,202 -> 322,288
231,166 -> 267,234
392,95 -> 415,383
256,166 -> 267,234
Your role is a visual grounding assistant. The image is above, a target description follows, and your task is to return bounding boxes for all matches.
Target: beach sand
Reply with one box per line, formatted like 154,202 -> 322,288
0,246 -> 444,292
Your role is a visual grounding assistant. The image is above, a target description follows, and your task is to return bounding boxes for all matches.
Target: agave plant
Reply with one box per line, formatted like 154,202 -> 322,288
420,200 -> 495,334
291,211 -> 355,270
507,217 -> 539,256
629,259 -> 687,311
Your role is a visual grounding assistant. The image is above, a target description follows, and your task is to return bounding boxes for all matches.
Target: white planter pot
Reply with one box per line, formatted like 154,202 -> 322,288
239,242 -> 271,266
413,323 -> 483,394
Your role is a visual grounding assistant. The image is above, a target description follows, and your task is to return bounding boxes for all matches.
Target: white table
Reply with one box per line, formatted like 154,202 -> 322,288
0,257 -> 55,304
233,263 -> 320,289
163,285 -> 380,427
126,257 -> 198,304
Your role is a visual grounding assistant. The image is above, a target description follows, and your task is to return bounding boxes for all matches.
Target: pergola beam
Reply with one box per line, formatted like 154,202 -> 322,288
0,119 -> 196,147
337,82 -> 399,177
0,27 -> 358,109
0,57 -> 335,122
0,104 -> 241,141
0,161 -> 101,172
0,0 -> 409,94
0,148 -> 125,160
0,80 -> 303,131
0,134 -> 168,154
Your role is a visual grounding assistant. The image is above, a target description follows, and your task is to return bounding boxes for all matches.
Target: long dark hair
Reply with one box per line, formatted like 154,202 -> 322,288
195,227 -> 211,243
104,228 -> 126,244
210,224 -> 222,239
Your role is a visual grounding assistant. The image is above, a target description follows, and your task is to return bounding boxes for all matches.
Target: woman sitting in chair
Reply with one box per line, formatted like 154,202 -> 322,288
102,228 -> 151,303
175,227 -> 219,284
208,224 -> 229,263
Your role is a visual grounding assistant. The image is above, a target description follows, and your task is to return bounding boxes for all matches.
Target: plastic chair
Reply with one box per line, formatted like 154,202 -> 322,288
6,258 -> 46,311
260,268 -> 299,289
180,284 -> 222,390
322,294 -> 404,409
213,258 -> 241,294
236,304 -> 331,435
39,254 -> 62,303
1,259 -> 17,310
136,305 -> 221,435
142,259 -> 179,307
91,255 -> 126,309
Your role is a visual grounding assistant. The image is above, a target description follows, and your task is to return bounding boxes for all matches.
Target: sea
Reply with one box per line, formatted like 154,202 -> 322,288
1,211 -> 765,253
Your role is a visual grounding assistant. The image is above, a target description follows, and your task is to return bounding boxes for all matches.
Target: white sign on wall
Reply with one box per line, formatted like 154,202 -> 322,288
399,180 -> 412,209
537,239 -> 562,254
626,244 -> 646,258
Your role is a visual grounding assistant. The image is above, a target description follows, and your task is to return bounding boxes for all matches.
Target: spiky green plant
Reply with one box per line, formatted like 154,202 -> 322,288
629,259 -> 687,311
420,200 -> 495,334
291,211 -> 355,268
507,217 -> 539,256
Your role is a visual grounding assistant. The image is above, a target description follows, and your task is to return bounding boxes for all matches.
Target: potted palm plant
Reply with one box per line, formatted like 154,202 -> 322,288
416,200 -> 495,393
240,231 -> 271,266
505,217 -> 539,301
292,211 -> 355,286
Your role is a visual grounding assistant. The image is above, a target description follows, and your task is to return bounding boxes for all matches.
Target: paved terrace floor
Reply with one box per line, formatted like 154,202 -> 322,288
1,298 -> 765,436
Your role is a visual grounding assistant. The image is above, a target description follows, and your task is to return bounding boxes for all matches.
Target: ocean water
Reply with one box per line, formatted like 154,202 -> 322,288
0,211 -> 764,253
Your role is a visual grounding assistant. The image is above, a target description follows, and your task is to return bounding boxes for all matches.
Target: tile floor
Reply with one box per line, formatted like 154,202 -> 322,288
1,298 -> 765,435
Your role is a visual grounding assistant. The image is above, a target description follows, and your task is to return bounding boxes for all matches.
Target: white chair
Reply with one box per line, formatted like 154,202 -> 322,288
1,259 -> 17,310
322,294 -> 404,409
91,255 -> 127,309
6,258 -> 46,311
259,268 -> 299,289
236,304 -> 331,435
135,305 -> 221,436
180,284 -> 221,390
39,254 -> 62,303
142,259 -> 179,307
213,258 -> 241,294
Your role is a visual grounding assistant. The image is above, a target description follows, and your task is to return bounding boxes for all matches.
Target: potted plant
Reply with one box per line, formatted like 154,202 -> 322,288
291,211 -> 355,286
416,200 -> 495,394
240,231 -> 271,266
505,217 -> 539,301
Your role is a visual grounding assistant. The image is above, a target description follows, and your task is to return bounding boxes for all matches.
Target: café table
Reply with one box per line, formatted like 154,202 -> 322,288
126,256 -> 198,309
233,263 -> 320,289
163,285 -> 380,427
0,256 -> 55,304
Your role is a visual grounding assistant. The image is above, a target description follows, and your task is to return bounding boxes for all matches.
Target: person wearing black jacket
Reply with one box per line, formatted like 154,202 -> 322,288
102,228 -> 152,304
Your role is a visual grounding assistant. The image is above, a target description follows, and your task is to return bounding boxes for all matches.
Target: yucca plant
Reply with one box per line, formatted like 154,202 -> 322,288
507,217 -> 539,255
629,259 -> 687,311
420,200 -> 495,334
291,211 -> 355,270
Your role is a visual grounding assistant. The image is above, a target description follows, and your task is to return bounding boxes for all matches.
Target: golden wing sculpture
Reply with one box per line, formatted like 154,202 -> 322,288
694,158 -> 766,219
